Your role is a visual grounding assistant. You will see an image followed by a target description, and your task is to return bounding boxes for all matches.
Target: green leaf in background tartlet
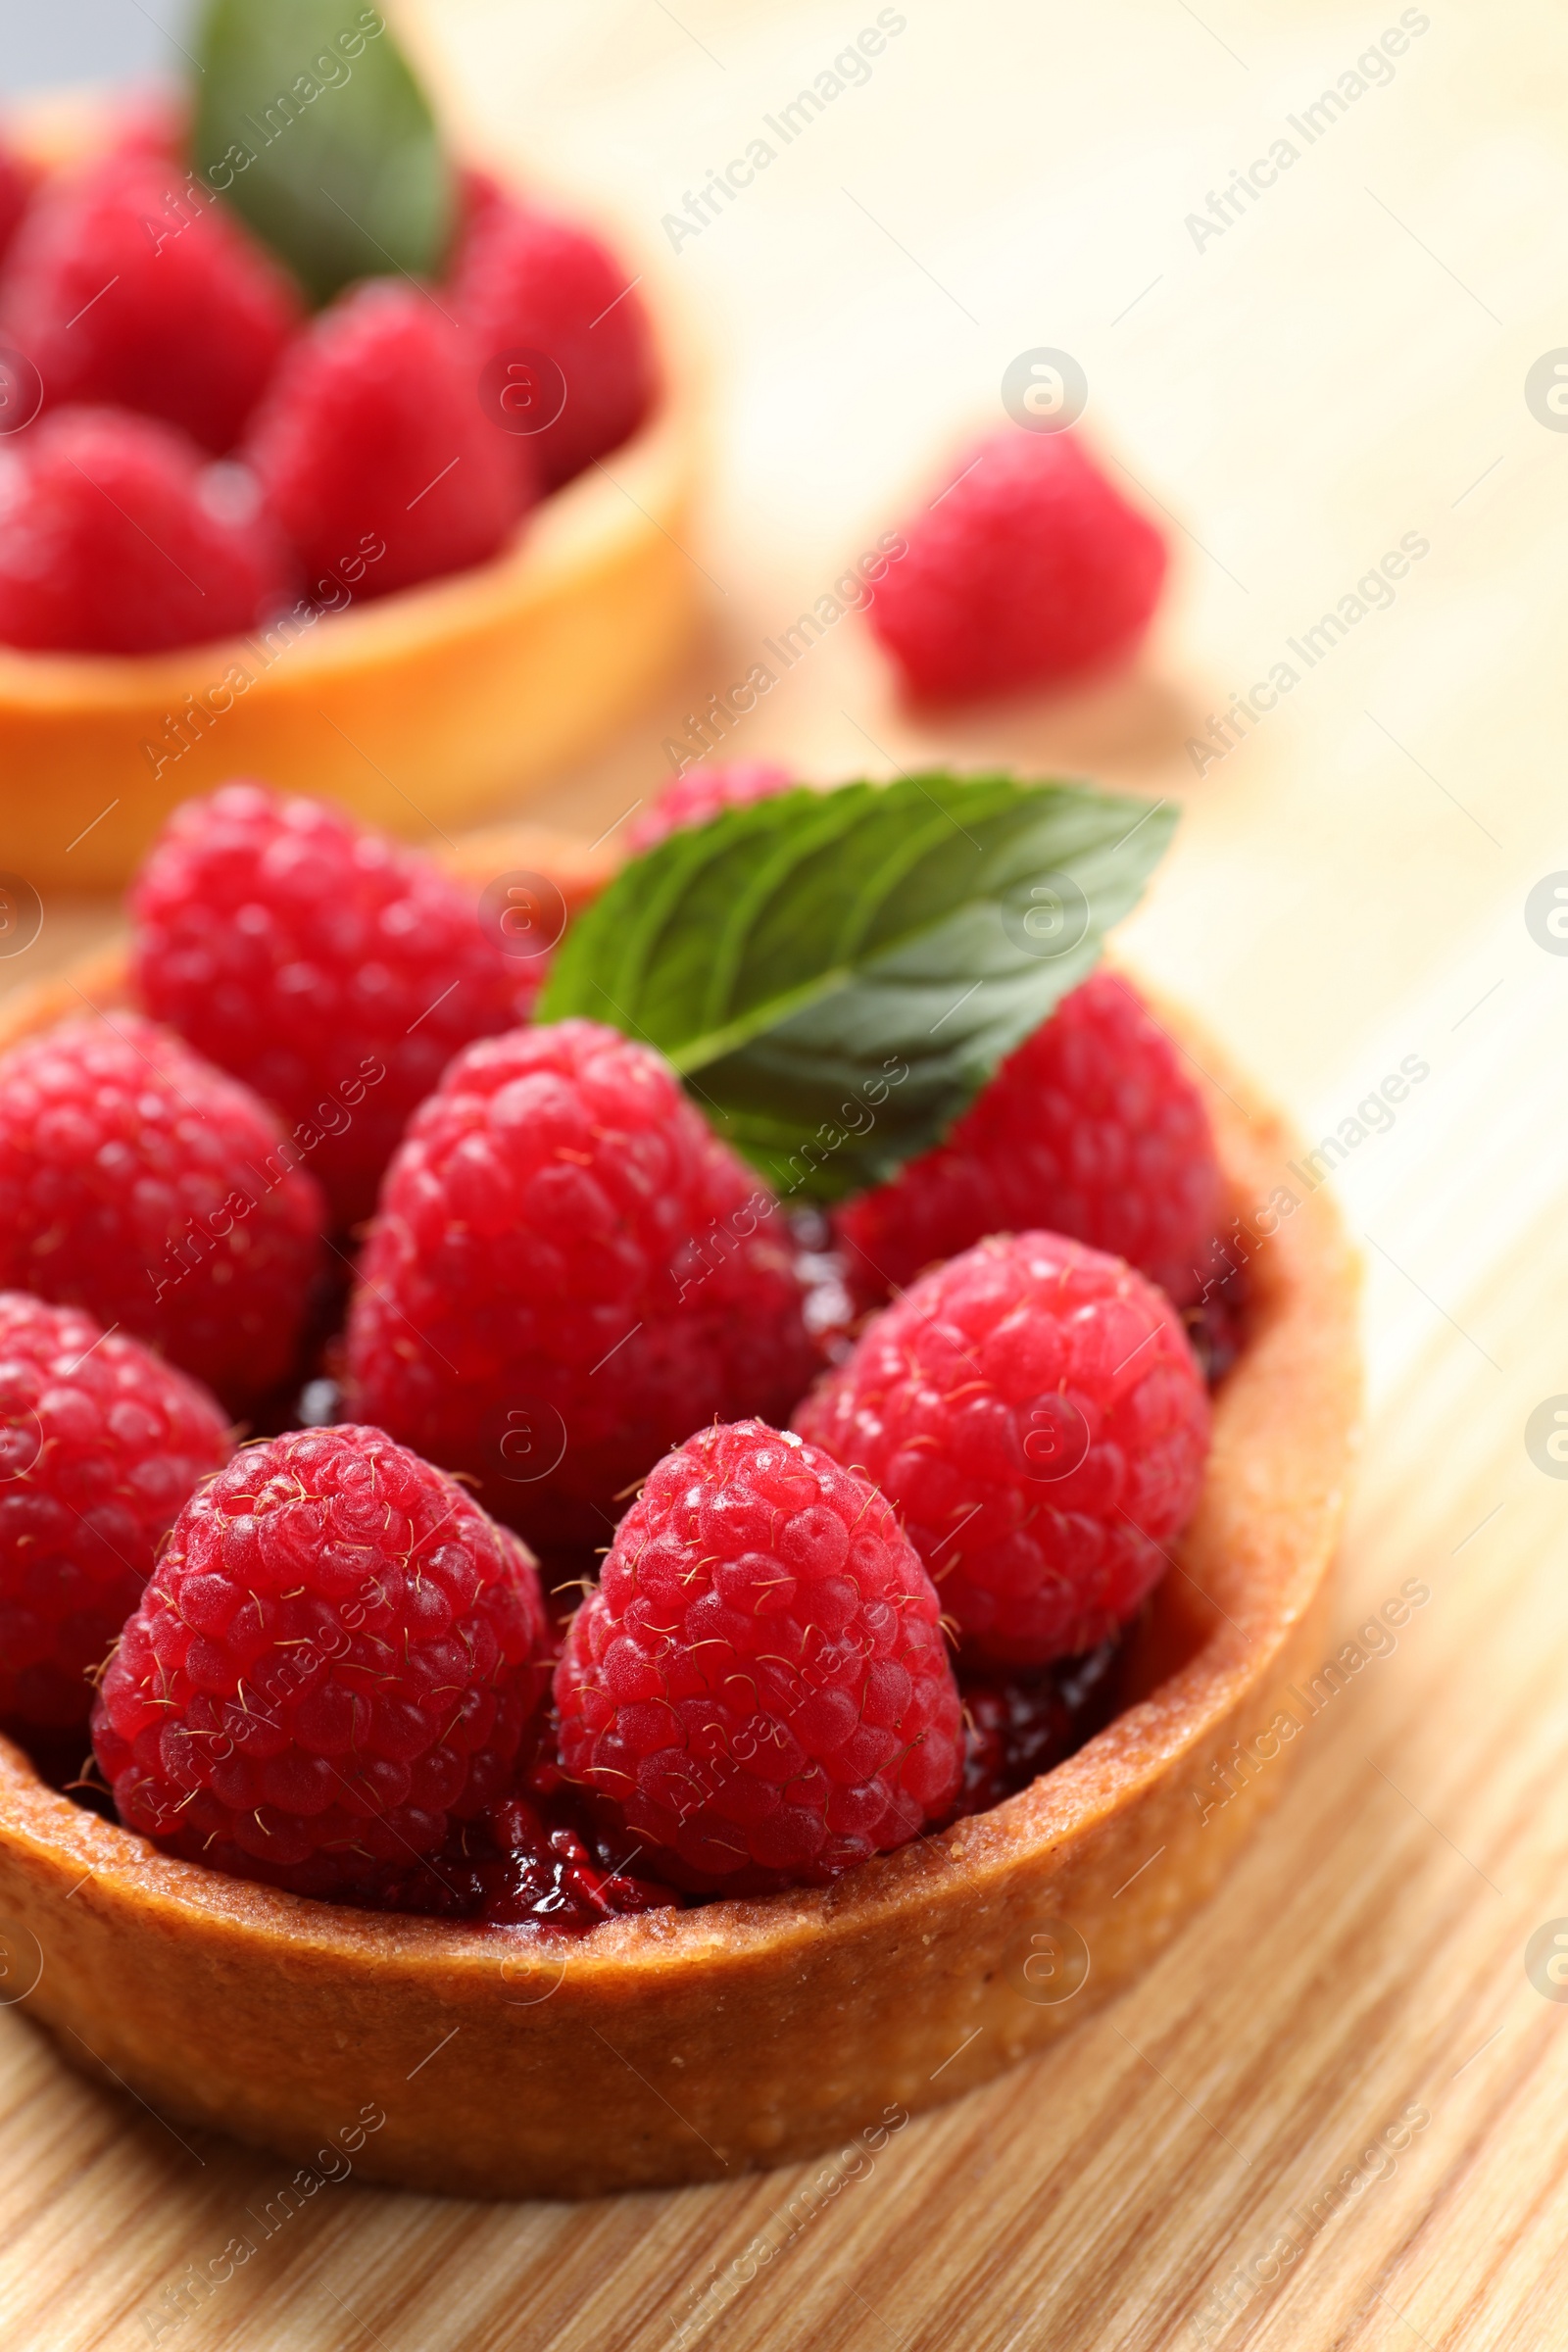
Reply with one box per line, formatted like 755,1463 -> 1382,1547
191,0 -> 454,306
538,773 -> 1176,1201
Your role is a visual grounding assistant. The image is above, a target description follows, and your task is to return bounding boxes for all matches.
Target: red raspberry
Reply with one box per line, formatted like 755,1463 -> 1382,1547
451,190 -> 656,489
90,1424 -> 549,1901
0,407 -> 292,656
245,278 -> 536,602
837,971 -> 1223,1310
794,1233 -> 1210,1670
0,1012 -> 326,1413
553,1419 -> 964,1892
0,1294 -> 230,1732
626,760 -> 793,856
0,150 -> 303,453
867,427 -> 1167,701
130,784 -> 543,1230
344,1020 -> 817,1545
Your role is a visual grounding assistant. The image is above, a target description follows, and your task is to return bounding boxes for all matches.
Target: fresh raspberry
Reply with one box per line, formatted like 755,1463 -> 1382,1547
90,1423 -> 549,1901
130,783 -> 543,1230
867,427 -> 1167,701
0,1295 -> 230,1732
626,760 -> 794,856
344,1020 -> 816,1545
0,407 -> 292,656
451,190 -> 656,489
794,1232 -> 1210,1670
837,971 -> 1223,1310
950,1639 -> 1122,1818
245,278 -> 536,602
553,1420 -> 964,1892
0,1011 -> 327,1413
0,150 -> 303,453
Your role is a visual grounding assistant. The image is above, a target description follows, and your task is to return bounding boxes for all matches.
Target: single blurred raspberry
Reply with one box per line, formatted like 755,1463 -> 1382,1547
344,1020 -> 816,1545
0,150 -> 303,453
837,971 -> 1222,1310
554,1419 -> 964,1892
0,407 -> 292,656
794,1232 -> 1210,1670
451,190 -> 656,488
626,760 -> 794,856
130,783 -> 543,1230
867,427 -> 1166,701
91,1423 -> 549,1901
0,1011 -> 327,1413
245,278 -> 536,602
950,1639 -> 1122,1818
0,1294 -> 230,1731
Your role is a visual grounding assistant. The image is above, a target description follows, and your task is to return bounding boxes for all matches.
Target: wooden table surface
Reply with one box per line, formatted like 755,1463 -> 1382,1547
7,2 -> 1568,2344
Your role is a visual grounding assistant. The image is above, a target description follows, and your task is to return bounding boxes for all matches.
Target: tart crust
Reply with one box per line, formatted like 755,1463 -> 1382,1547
0,103 -> 702,891
0,830 -> 1360,2197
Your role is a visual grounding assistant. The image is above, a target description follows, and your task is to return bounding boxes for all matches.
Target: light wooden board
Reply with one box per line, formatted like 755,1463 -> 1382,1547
5,1 -> 1568,2344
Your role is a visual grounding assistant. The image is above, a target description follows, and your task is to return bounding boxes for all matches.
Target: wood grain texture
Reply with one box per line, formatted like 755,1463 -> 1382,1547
1,0 -> 1564,2343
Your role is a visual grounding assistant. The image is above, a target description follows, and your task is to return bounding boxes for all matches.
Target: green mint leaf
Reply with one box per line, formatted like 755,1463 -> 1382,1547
191,0 -> 454,306
537,773 -> 1176,1201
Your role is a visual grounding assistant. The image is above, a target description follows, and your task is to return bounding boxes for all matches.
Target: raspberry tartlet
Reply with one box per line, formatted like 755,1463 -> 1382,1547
0,794 -> 1359,2198
0,67 -> 698,888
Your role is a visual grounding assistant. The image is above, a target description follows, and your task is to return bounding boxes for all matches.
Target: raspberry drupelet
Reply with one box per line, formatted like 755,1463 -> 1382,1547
0,1012 -> 326,1413
836,970 -> 1223,1311
344,1020 -> 817,1545
0,149 -> 303,454
245,278 -> 536,601
795,1232 -> 1210,1670
0,408 -> 292,657
130,784 -> 544,1230
553,1419 -> 965,1893
866,427 -> 1167,702
91,1424 -> 549,1902
0,1295 -> 230,1732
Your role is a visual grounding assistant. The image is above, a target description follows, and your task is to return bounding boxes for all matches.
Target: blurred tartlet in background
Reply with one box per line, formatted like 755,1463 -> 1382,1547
0,15 -> 701,889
